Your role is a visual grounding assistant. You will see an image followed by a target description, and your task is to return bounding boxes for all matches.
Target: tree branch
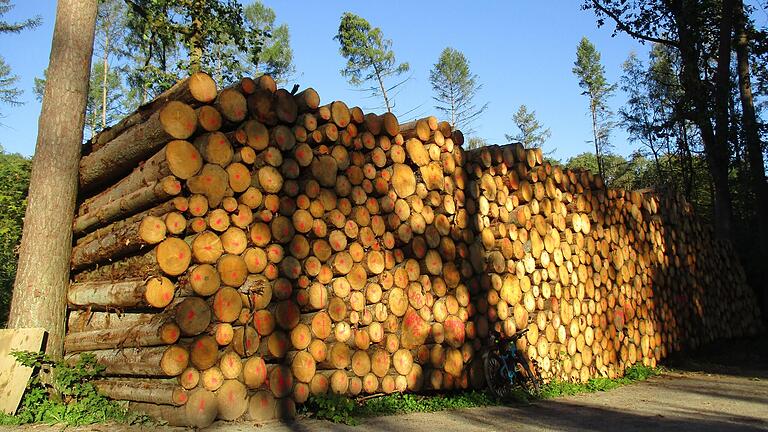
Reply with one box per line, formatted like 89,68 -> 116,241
590,0 -> 680,47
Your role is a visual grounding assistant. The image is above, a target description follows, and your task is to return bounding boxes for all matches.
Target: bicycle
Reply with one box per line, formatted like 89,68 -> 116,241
483,327 -> 541,398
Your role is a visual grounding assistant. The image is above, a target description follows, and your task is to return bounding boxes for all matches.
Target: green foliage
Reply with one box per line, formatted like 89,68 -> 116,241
0,55 -> 21,110
357,391 -> 495,417
335,12 -> 409,112
305,393 -> 358,425
566,151 -> 658,191
33,63 -> 125,139
538,365 -> 660,399
0,150 -> 30,325
429,47 -> 487,132
84,62 -> 127,138
307,391 -> 497,425
623,364 -> 659,381
0,351 -> 149,426
305,366 -> 661,424
0,1 -> 41,117
123,0 -> 264,99
0,0 -> 41,34
573,37 -> 616,181
506,104 -> 551,149
467,136 -> 488,150
617,43 -> 713,211
242,1 -> 294,84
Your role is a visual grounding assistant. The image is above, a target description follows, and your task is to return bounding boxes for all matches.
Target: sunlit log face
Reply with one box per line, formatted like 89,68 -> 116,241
64,72 -> 761,427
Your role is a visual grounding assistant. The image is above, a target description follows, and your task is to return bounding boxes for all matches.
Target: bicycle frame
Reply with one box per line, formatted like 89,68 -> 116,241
498,340 -> 519,382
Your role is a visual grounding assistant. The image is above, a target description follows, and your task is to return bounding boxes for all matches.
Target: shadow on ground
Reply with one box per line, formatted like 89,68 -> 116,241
664,333 -> 768,379
221,334 -> 768,432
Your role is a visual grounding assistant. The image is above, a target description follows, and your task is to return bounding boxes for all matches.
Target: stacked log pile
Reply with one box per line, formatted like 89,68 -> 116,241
64,72 -> 761,427
462,144 -> 761,383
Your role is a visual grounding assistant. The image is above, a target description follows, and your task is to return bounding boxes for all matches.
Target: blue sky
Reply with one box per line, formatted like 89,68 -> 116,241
1,1 -> 658,161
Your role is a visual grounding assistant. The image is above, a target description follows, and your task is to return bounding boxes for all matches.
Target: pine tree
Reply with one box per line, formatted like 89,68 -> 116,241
243,1 -> 295,84
0,0 -> 41,117
335,12 -> 409,113
429,47 -> 487,132
505,104 -> 550,149
573,37 -> 615,181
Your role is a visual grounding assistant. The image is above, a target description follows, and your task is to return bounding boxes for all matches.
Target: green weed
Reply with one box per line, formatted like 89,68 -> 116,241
537,364 -> 661,400
304,365 -> 662,425
0,351 -> 150,426
304,393 -> 358,425
306,391 -> 497,425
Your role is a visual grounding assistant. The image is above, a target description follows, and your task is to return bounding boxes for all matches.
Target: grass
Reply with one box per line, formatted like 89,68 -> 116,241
305,391 -> 497,425
306,364 -> 662,425
538,364 -> 661,399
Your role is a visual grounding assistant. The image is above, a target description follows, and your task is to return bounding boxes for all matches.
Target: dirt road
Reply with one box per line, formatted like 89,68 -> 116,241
207,369 -> 768,432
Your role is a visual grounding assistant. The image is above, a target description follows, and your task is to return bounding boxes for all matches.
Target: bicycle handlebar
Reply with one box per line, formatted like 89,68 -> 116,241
489,327 -> 529,343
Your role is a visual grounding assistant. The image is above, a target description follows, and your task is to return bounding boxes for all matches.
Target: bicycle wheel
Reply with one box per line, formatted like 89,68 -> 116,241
483,351 -> 512,399
513,355 -> 541,395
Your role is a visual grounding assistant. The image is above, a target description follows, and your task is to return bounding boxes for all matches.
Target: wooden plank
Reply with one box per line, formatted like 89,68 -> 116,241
0,328 -> 46,414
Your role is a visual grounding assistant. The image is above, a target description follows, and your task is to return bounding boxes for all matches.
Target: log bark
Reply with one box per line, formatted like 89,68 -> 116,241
71,216 -> 167,269
79,101 -> 198,191
78,140 -> 201,221
67,310 -> 167,333
71,250 -> 161,283
73,176 -> 182,235
66,345 -> 189,376
86,72 -> 217,155
64,321 -> 180,352
67,277 -> 176,309
94,378 -> 188,406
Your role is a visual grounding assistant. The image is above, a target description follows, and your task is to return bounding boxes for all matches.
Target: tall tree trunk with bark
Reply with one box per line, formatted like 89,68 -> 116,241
711,0 -> 735,238
590,103 -> 604,180
7,0 -> 98,358
373,65 -> 392,113
101,12 -> 110,129
734,0 -> 768,319
671,1 -> 734,240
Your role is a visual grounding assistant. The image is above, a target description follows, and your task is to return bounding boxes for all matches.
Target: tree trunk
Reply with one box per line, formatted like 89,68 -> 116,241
711,0 -> 735,238
373,65 -> 392,113
590,105 -> 604,181
734,0 -> 768,319
7,0 -> 98,358
101,22 -> 109,129
672,4 -> 734,240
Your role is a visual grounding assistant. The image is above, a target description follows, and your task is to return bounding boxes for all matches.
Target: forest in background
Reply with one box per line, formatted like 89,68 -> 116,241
0,0 -> 767,324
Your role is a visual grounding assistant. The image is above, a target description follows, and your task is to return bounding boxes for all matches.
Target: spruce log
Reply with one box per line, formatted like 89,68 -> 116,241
64,321 -> 180,352
71,216 -> 167,269
78,140 -> 201,221
295,88 -> 320,112
66,345 -> 189,377
67,310 -> 168,333
73,176 -> 182,235
94,378 -> 188,406
67,277 -> 177,309
85,72 -> 216,155
215,379 -> 248,420
75,197 -> 188,244
80,101 -> 198,191
130,388 -> 217,427
71,250 -> 160,283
